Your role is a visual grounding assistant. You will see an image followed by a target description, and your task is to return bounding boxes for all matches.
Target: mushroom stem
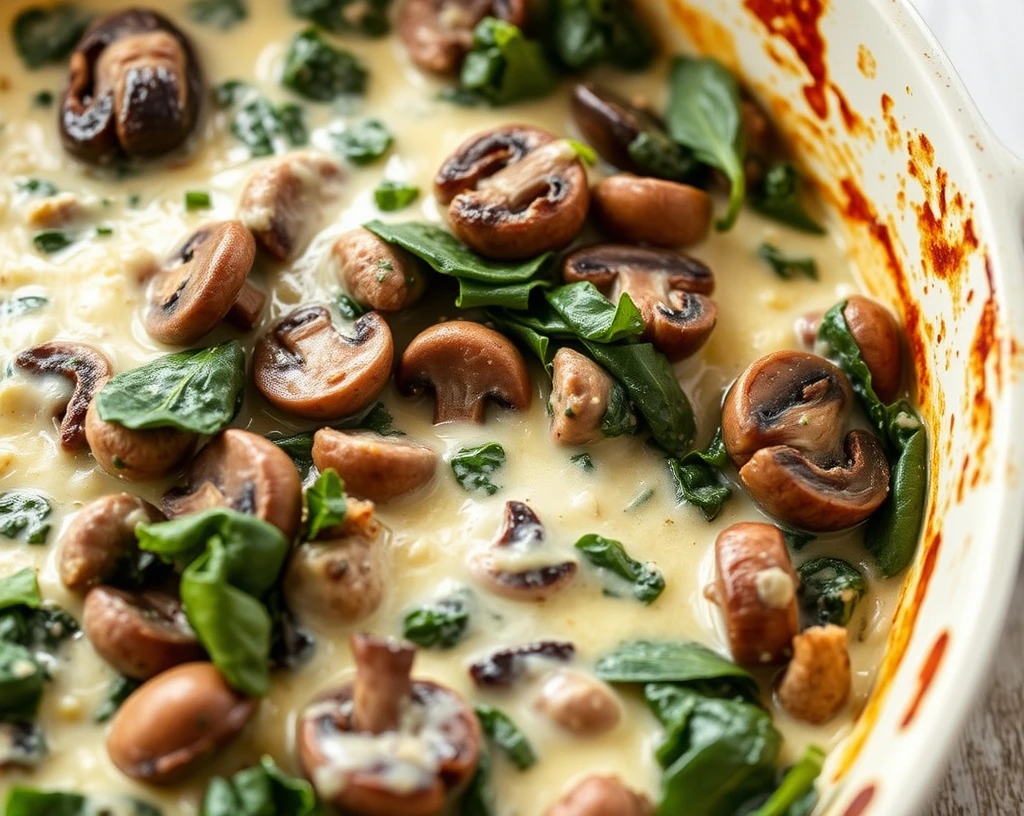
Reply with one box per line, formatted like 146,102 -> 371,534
224,280 -> 266,331
351,634 -> 415,734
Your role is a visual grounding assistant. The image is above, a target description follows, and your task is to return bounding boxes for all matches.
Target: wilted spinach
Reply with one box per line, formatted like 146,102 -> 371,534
0,491 -> 52,545
188,0 -> 247,30
0,721 -> 47,769
749,745 -> 824,816
797,557 -> 867,627
451,443 -> 506,496
282,28 -> 367,101
460,743 -> 496,816
600,380 -> 638,438
374,180 -> 419,211
549,0 -> 654,71
201,755 -> 322,816
15,178 -> 57,197
475,705 -> 537,770
460,18 -> 556,106
305,469 -> 347,540
290,0 -> 391,36
3,789 -> 162,815
12,5 -> 91,69
757,243 -> 818,281
546,283 -> 643,343
403,590 -> 471,649
665,427 -> 732,521
570,452 -> 594,471
751,162 -> 825,235
223,88 -> 308,157
574,534 -> 664,603
627,130 -> 700,183
330,119 -> 393,165
93,675 -> 142,723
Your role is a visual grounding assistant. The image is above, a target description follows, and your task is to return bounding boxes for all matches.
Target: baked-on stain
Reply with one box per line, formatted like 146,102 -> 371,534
900,629 -> 951,728
669,0 -> 740,72
857,44 -> 877,79
880,94 -> 901,151
840,784 -> 877,816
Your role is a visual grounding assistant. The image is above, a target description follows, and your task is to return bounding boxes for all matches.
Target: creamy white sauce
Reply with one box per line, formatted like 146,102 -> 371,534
0,1 -> 902,813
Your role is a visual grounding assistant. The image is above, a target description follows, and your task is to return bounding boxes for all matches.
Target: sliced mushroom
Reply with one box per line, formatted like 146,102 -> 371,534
398,0 -> 526,75
469,640 -> 575,687
85,399 -> 197,481
470,501 -> 577,600
60,9 -> 202,164
14,341 -> 113,451
239,151 -> 343,260
570,83 -> 671,175
436,126 -> 589,259
564,244 -> 717,361
312,429 -> 438,503
58,493 -> 163,592
548,348 -> 620,446
707,522 -> 799,666
296,634 -> 481,816
284,498 -> 389,623
331,228 -> 427,313
591,174 -> 712,248
144,221 -> 260,346
840,295 -> 904,403
83,586 -> 204,680
162,429 -> 303,541
107,662 -> 255,784
547,775 -> 654,816
397,321 -> 530,424
777,624 -> 851,724
534,669 -> 621,736
254,306 -> 394,420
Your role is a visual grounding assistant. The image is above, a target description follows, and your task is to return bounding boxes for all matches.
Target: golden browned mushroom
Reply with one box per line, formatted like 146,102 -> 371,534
534,669 -> 621,736
254,306 -> 394,420
470,501 -> 577,601
563,244 -> 717,361
83,587 -> 204,680
238,151 -> 343,260
706,522 -> 799,666
106,662 -> 256,784
58,493 -> 163,592
144,221 -> 262,346
591,175 -> 712,248
397,0 -> 526,75
162,429 -> 302,541
60,9 -> 202,164
284,498 -> 389,624
839,295 -> 904,403
85,399 -> 197,482
547,775 -> 654,816
331,228 -> 427,313
777,624 -> 851,724
397,321 -> 530,424
14,341 -> 114,451
312,429 -> 438,503
548,348 -> 624,446
296,634 -> 481,816
435,126 -> 589,259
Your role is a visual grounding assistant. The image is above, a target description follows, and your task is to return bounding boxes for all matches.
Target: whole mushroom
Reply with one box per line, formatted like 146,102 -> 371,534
60,9 -> 203,164
398,0 -> 526,75
548,348 -> 630,446
591,174 -> 712,248
296,634 -> 481,816
331,228 -> 427,313
547,775 -> 654,816
534,669 -> 621,736
836,295 -> 904,403
312,429 -> 438,503
85,399 -> 197,482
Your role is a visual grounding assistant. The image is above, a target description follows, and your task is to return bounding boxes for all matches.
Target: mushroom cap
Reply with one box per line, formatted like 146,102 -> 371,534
332,228 -> 428,313
739,430 -> 891,532
591,174 -> 712,248
312,429 -> 438,503
14,341 -> 114,451
563,244 -> 714,296
397,321 -> 530,424
83,586 -> 205,680
144,220 -> 256,346
60,9 -> 202,164
162,428 -> 303,541
254,306 -> 394,420
570,83 -> 665,174
842,295 -> 904,403
549,348 -> 616,446
106,662 -> 256,784
546,774 -> 655,816
534,669 -> 621,736
85,399 -> 197,482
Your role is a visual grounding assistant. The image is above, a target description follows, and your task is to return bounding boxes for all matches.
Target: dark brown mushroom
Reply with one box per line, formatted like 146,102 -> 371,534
331,228 -> 427,313
60,9 -> 202,165
570,83 -> 671,175
397,0 -> 526,75
296,634 -> 481,816
144,221 -> 261,346
591,174 -> 712,248
312,429 -> 438,503
107,662 -> 256,784
777,624 -> 851,724
469,640 -> 575,687
740,96 -> 776,186
436,126 -> 589,259
840,295 -> 904,403
238,151 -> 344,260
546,775 -> 654,816
14,341 -> 113,451
85,399 -> 197,481
254,306 -> 394,420
162,429 -> 303,541
83,586 -> 204,680
706,522 -> 799,666
534,669 -> 621,736
397,321 -> 530,424
563,245 -> 717,361
470,501 -> 577,601
58,493 -> 163,592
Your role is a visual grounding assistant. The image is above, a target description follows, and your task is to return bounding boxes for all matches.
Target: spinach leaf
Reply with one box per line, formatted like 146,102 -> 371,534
282,28 -> 367,102
95,341 -> 246,434
305,469 -> 347,540
15,178 -> 57,197
546,283 -> 643,343
32,90 -> 54,107
595,640 -> 758,699
0,491 -> 52,545
757,243 -> 818,281
403,590 -> 471,649
0,722 -> 47,769
475,705 -> 537,770
201,755 -> 322,816
456,277 -> 551,310
188,0 -> 247,30
460,18 -> 556,106
0,641 -> 44,722
749,745 -> 824,816
549,0 -> 654,71
574,534 -> 664,604
665,428 -> 732,521
666,57 -> 745,231
290,0 -> 391,36
185,190 -> 212,211
32,230 -> 73,254
1,295 -> 48,319
0,569 -> 41,610
93,675 -> 142,723
330,119 -> 393,165
11,5 -> 90,69
570,452 -> 594,471
751,163 -> 825,235
565,138 -> 597,165
451,443 -> 506,496
229,94 -> 308,157
0,604 -> 77,655
3,788 -> 162,816
460,743 -> 496,816
627,130 -> 700,183
582,340 -> 696,454
137,509 -> 290,696
782,528 -> 815,552
600,380 -> 637,438
485,311 -> 552,365
374,180 -> 419,211
797,557 -> 867,627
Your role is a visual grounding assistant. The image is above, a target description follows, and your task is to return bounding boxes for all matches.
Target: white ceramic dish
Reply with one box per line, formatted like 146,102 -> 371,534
644,0 -> 1024,813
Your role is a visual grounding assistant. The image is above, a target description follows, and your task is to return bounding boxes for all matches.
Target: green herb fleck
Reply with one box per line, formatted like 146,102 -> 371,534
305,468 -> 347,540
330,119 -> 393,165
451,443 -> 506,496
184,191 -> 212,211
32,230 -> 72,254
374,180 -> 420,212
402,590 -> 471,649
757,243 -> 818,281
570,452 -> 594,472
475,705 -> 537,770
16,178 -> 57,197
188,0 -> 247,30
31,90 -> 53,107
